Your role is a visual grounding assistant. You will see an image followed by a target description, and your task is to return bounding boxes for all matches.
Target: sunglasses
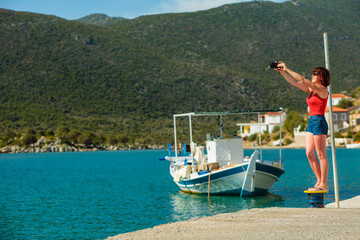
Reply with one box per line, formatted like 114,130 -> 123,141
312,72 -> 320,76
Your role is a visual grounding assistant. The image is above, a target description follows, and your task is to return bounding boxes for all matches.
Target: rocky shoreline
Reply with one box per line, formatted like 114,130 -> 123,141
0,136 -> 166,154
1,143 -> 306,154
0,135 -> 309,154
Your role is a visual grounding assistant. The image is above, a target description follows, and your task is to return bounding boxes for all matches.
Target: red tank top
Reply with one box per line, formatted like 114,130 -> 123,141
306,90 -> 328,116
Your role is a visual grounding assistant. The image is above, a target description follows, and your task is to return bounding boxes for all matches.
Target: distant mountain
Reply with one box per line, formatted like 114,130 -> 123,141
74,13 -> 127,26
0,0 -> 359,141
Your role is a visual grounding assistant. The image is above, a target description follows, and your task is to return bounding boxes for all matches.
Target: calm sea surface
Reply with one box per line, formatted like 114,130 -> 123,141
1,148 -> 359,239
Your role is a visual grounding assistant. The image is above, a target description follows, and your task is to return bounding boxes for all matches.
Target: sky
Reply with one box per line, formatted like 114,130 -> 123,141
1,0 -> 288,20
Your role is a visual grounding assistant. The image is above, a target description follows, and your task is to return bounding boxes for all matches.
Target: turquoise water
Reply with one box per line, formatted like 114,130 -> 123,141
1,149 -> 359,240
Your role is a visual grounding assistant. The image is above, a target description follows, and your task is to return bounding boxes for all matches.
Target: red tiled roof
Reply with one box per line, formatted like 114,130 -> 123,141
325,106 -> 349,112
332,94 -> 351,99
263,112 -> 281,116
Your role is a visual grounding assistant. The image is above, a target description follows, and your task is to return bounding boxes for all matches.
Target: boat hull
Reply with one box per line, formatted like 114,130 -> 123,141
346,143 -> 360,149
174,162 -> 284,196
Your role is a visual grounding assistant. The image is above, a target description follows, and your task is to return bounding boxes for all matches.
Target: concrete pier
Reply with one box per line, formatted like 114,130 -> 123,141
107,196 -> 360,240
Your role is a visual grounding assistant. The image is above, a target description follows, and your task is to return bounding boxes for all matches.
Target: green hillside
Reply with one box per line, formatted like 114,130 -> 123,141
0,0 -> 359,145
74,14 -> 127,26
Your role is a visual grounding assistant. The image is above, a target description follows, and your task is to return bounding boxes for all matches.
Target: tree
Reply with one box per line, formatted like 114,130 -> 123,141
118,135 -> 129,145
56,126 -> 70,138
284,111 -> 306,136
67,130 -> 82,144
350,86 -> 360,98
22,134 -> 37,146
354,131 -> 360,142
46,130 -> 55,137
108,135 -> 118,145
2,131 -> 16,142
334,132 -> 343,138
346,130 -> 352,138
336,98 -> 354,109
78,132 -> 96,147
25,128 -> 36,135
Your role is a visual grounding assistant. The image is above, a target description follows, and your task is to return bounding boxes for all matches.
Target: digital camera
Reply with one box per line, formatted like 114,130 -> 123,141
269,61 -> 280,69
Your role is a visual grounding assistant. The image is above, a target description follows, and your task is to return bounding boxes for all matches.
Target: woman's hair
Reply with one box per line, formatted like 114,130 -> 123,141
313,67 -> 331,87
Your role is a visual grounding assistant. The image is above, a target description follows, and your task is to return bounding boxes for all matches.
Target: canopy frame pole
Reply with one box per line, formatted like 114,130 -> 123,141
189,115 -> 194,158
174,115 -> 178,159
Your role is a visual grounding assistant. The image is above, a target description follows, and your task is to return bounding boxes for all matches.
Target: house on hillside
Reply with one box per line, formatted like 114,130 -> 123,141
331,94 -> 352,106
325,106 -> 350,133
348,105 -> 360,131
237,112 -> 286,137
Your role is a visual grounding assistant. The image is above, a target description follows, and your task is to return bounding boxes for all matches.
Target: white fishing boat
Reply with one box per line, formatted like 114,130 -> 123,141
162,109 -> 285,196
346,142 -> 360,149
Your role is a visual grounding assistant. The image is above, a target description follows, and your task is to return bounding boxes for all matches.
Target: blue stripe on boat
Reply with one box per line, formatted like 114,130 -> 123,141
178,162 -> 284,187
256,162 -> 285,178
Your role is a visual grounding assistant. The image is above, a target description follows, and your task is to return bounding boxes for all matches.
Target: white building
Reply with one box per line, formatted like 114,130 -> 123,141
331,94 -> 352,106
237,112 -> 286,137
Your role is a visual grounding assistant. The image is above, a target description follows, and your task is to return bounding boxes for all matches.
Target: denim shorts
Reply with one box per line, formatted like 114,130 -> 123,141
306,115 -> 328,135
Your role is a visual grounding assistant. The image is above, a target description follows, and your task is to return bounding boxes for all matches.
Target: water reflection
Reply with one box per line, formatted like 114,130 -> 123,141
169,191 -> 284,221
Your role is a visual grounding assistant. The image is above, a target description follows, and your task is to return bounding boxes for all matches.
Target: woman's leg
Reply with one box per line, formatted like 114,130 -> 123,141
313,134 -> 329,189
305,132 -> 321,186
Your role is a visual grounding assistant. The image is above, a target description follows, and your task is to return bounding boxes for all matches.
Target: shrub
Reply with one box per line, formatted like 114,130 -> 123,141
334,132 -> 343,138
56,126 -> 70,140
354,131 -> 360,142
1,131 -> 16,145
67,130 -> 82,144
46,130 -> 55,136
346,130 -> 352,138
272,125 -> 280,133
108,136 -> 118,145
118,135 -> 130,144
22,134 -> 37,146
25,128 -> 36,135
248,133 -> 257,142
260,133 -> 271,144
78,132 -> 96,147
284,138 -> 292,145
272,131 -> 286,141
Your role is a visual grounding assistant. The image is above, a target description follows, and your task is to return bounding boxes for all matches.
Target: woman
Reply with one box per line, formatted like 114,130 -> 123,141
275,61 -> 330,191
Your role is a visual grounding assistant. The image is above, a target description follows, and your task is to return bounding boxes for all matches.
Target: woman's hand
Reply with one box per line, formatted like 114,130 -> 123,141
276,61 -> 288,72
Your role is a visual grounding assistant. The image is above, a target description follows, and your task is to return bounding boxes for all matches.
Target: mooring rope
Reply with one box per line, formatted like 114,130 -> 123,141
208,171 -> 211,199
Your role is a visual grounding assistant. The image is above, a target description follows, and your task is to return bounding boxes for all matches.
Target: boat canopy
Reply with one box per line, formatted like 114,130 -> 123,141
173,108 -> 284,118
172,108 -> 284,166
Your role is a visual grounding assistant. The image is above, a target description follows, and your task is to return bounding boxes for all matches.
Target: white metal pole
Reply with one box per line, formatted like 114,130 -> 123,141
279,111 -> 282,167
258,113 -> 262,161
174,115 -> 178,158
324,32 -> 340,208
